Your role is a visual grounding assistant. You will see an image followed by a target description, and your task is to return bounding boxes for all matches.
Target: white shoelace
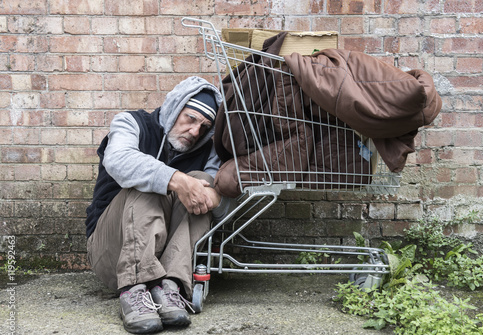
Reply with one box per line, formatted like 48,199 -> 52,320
132,290 -> 162,314
164,290 -> 195,313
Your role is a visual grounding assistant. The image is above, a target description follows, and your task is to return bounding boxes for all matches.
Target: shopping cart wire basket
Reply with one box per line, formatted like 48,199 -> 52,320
182,17 -> 400,313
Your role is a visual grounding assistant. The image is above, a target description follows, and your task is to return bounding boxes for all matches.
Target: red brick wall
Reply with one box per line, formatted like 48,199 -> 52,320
0,0 -> 482,269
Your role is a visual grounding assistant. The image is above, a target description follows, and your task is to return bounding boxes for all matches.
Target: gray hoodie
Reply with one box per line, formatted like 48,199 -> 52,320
102,76 -> 233,220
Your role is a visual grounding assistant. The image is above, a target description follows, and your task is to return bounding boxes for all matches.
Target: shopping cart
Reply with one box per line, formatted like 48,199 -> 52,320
181,17 -> 401,313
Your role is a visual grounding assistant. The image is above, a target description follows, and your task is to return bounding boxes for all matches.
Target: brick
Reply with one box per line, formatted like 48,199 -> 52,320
425,129 -> 453,147
436,167 -> 452,183
369,17 -> 396,35
12,93 -> 40,109
0,74 -> 12,89
0,0 -> 47,14
146,56 -> 173,72
0,54 -> 7,70
342,204 -> 367,220
66,92 -> 94,109
121,92 -> 165,110
2,147 -> 43,163
328,0 -> 381,14
454,130 -> 483,146
369,203 -> 395,220
67,165 -> 94,181
64,17 -> 90,35
41,164 -> 67,181
158,36 -> 199,54
55,148 -> 98,164
0,36 -> 17,52
49,74 -> 102,91
313,201 -> 340,219
37,55 -> 63,72
104,37 -> 157,54
37,17 -> 64,35
146,17 -> 173,35
286,202 -> 311,219
173,56 -> 200,73
105,74 -> 157,91
327,219 -> 363,236
0,128 -> 12,144
340,17 -> 364,35
85,111 -> 108,127
455,167 -> 478,183
381,221 -> 411,237
11,75 -> 32,90
159,0 -> 214,15
13,128 -> 40,144
216,0 -> 270,15
15,165 -> 41,181
340,36 -> 382,52
443,0 -> 474,13
398,37 -> 420,53
40,92 -> 66,109
50,0 -> 103,14
119,18 -> 146,35
49,36 -> 103,53
41,128 -> 67,145
91,56 -> 118,72
15,36 -> 48,53
67,129 -> 92,145
442,37 -> 483,54
454,185 -> 478,197
384,37 -> 400,53
119,56 -> 146,72
430,18 -> 457,34
65,56 -> 90,72
92,17 -> 118,35
384,0 -> 418,14
93,92 -> 121,109
397,203 -> 422,220
10,54 -> 35,71
398,17 -> 422,35
0,17 -> 5,33
284,17 -> 311,31
456,57 -> 483,73
447,76 -> 483,91
105,0 -> 158,15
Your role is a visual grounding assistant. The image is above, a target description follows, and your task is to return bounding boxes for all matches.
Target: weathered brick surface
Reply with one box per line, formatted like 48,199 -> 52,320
0,1 -> 482,269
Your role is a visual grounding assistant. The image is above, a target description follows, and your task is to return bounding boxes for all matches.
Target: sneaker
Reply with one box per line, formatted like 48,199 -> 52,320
151,279 -> 194,327
119,284 -> 163,334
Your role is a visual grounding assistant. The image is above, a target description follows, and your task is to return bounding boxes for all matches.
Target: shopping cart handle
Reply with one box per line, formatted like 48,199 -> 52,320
181,17 -> 217,33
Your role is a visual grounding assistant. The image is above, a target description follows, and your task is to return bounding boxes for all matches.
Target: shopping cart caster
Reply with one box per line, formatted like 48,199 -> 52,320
192,283 -> 204,313
192,265 -> 210,313
349,262 -> 384,290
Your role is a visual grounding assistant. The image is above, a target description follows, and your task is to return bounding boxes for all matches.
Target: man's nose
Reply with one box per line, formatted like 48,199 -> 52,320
189,124 -> 201,138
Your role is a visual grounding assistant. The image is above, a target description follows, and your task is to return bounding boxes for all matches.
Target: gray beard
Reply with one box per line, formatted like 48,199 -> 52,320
167,132 -> 191,152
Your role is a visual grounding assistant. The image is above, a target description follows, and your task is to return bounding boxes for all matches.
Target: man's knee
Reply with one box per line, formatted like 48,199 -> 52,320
187,170 -> 214,187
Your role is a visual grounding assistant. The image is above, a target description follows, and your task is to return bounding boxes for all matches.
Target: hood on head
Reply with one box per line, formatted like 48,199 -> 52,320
159,76 -> 223,151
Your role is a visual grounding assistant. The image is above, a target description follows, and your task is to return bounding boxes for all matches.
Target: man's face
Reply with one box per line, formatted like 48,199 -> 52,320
167,107 -> 212,152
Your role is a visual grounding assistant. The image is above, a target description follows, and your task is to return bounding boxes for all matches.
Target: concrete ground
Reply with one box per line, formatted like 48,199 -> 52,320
0,271 -> 395,335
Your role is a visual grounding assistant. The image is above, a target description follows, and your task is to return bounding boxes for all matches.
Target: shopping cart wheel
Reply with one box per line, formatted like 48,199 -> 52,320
349,271 -> 368,288
192,283 -> 204,313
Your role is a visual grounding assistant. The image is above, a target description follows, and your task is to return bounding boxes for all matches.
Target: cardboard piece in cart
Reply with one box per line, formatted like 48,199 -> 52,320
221,28 -> 338,71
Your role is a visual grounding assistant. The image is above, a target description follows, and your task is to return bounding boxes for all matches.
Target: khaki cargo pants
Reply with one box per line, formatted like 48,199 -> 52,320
87,171 -> 212,298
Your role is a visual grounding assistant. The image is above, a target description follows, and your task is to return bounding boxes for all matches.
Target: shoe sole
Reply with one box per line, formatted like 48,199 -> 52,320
161,315 -> 191,327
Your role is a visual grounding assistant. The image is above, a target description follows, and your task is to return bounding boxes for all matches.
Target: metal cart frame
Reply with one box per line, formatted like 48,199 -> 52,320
181,17 -> 401,313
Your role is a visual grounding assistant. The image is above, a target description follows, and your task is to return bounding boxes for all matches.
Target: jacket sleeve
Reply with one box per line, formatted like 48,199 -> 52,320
103,112 -> 177,195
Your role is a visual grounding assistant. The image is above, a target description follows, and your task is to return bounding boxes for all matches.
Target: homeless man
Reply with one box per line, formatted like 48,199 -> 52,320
85,76 -> 233,334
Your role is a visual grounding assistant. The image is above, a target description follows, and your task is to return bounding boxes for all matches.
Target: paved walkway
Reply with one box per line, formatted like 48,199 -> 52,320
0,271 -> 394,335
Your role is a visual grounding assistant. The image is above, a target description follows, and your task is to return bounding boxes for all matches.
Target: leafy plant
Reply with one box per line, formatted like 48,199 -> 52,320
431,243 -> 483,290
335,279 -> 483,334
